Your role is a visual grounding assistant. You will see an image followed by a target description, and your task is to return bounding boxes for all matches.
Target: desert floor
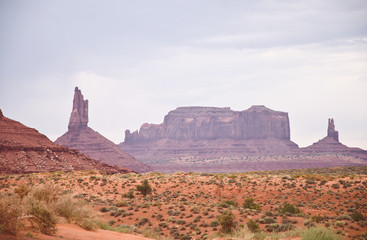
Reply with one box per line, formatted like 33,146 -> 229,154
0,166 -> 366,240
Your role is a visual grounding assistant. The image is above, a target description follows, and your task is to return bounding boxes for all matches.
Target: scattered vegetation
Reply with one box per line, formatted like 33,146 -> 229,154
136,179 -> 152,196
300,226 -> 341,240
0,165 -> 366,239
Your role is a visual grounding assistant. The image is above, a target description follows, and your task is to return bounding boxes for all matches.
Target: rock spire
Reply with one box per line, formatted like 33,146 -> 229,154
327,118 -> 339,142
68,87 -> 89,132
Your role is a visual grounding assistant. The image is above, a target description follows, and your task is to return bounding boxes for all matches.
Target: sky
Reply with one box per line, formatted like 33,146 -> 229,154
0,0 -> 366,149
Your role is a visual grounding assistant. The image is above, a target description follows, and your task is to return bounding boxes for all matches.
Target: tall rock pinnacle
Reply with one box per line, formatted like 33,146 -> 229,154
327,118 -> 339,142
68,87 -> 89,132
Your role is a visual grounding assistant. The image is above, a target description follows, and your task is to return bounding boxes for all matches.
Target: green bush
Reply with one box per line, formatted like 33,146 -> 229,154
210,220 -> 219,227
312,214 -> 324,223
243,198 -> 261,211
218,210 -> 236,233
246,219 -> 259,233
300,226 -> 341,240
280,203 -> 300,214
136,180 -> 152,196
350,212 -> 364,221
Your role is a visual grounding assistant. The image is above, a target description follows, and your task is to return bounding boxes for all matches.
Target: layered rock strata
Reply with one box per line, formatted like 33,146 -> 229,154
120,107 -> 367,172
55,87 -> 151,173
0,110 -> 132,174
121,106 -> 298,162
125,105 -> 291,143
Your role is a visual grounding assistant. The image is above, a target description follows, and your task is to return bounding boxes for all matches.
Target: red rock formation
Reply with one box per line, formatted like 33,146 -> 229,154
302,118 -> 367,160
121,106 -> 298,163
55,88 -> 151,173
125,105 -> 291,144
68,87 -> 89,131
327,118 -> 339,142
0,109 -> 132,174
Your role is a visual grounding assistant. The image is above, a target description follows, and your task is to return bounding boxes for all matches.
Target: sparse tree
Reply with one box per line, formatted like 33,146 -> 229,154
218,210 -> 236,233
136,179 -> 152,196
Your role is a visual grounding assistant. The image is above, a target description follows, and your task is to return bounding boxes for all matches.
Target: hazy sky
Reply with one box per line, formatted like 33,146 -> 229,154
1,0 -> 366,149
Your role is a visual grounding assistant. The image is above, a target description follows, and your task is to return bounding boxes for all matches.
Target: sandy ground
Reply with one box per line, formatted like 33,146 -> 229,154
0,224 -> 154,240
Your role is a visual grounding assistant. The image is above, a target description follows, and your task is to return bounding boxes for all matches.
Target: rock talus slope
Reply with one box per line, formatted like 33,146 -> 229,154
55,87 -> 151,173
0,109 -> 131,174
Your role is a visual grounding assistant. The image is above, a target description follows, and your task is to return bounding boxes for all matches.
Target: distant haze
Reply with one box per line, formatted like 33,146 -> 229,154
0,0 -> 366,149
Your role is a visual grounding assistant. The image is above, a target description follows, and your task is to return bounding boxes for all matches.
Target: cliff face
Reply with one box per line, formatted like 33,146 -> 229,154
0,109 -> 132,174
55,87 -> 151,173
125,105 -> 290,144
120,106 -> 298,165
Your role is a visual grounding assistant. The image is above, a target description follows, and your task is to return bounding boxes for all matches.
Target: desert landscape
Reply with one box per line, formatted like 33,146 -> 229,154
1,1 -> 367,240
0,166 -> 366,240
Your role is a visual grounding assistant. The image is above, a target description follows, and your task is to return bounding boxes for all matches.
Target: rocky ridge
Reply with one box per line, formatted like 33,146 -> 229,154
120,107 -> 366,173
55,87 -> 151,173
0,109 -> 132,174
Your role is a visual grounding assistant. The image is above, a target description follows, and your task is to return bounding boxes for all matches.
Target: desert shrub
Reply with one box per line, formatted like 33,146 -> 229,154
265,223 -> 279,232
279,223 -> 295,232
54,195 -> 101,230
350,212 -> 365,221
32,184 -> 60,204
14,184 -> 31,203
158,222 -> 168,228
121,190 -> 135,199
210,220 -> 219,227
136,180 -> 152,196
334,221 -> 345,227
0,195 -> 22,234
263,216 -> 276,224
280,203 -> 300,214
218,200 -> 237,208
221,226 -> 255,239
100,207 -> 110,212
300,226 -> 341,240
28,200 -> 56,235
243,198 -> 261,211
305,179 -> 316,185
218,210 -> 236,233
138,217 -> 150,227
246,219 -> 259,233
336,214 -> 352,221
116,200 -> 129,207
312,214 -> 324,223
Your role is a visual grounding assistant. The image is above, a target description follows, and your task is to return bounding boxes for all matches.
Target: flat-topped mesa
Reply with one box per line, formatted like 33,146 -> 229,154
327,118 -> 339,142
124,105 -> 290,144
68,87 -> 89,132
